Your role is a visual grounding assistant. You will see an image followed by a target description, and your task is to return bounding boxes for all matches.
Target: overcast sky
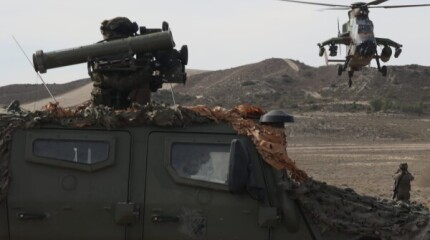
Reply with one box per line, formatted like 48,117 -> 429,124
1,0 -> 429,86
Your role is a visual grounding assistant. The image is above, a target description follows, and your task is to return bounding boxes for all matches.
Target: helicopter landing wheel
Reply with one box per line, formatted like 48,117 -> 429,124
337,65 -> 343,76
381,66 -> 387,77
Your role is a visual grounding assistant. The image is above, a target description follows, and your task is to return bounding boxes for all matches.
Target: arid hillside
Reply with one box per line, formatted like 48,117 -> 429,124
1,69 -> 207,110
0,78 -> 91,106
154,58 -> 430,114
3,59 -> 429,114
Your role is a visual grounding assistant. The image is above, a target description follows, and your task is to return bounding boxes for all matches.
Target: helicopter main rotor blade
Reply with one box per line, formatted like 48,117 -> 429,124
369,4 -> 430,9
320,7 -> 350,11
365,0 -> 389,7
277,0 -> 349,8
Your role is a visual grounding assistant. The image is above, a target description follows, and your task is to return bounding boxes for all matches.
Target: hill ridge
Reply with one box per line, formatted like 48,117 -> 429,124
2,59 -> 429,114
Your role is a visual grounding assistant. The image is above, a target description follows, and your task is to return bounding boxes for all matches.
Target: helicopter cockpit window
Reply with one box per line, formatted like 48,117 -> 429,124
358,24 -> 373,33
33,139 -> 110,165
357,17 -> 374,34
171,143 -> 231,184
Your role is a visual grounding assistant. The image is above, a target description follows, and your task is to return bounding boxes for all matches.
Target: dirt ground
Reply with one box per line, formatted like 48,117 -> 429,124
286,112 -> 430,207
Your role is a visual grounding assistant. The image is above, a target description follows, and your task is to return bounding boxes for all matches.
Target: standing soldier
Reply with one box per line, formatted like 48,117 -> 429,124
88,17 -> 188,109
392,163 -> 414,202
89,17 -> 153,109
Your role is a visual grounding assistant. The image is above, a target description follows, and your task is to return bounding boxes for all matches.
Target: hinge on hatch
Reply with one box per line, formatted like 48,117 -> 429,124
115,202 -> 140,225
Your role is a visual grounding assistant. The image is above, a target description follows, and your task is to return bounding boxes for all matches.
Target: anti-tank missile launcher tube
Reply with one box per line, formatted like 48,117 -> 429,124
33,31 -> 174,73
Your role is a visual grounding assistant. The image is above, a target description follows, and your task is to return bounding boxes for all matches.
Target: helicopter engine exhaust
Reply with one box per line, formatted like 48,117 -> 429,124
358,40 -> 376,58
380,46 -> 392,63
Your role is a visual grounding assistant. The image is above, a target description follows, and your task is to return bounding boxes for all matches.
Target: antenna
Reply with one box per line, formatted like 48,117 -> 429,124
12,35 -> 57,103
169,83 -> 177,105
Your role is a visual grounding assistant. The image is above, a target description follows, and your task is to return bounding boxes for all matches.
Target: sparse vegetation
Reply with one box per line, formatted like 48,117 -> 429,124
241,81 -> 256,86
369,98 -> 383,112
369,98 -> 425,114
344,101 -> 362,112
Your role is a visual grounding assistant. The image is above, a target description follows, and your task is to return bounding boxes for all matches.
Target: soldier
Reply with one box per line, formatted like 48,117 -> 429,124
88,17 -> 154,109
392,163 -> 414,202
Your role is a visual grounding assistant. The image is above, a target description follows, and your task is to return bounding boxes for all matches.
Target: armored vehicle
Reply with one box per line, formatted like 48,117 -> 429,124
1,103 -> 429,240
0,104 -> 307,240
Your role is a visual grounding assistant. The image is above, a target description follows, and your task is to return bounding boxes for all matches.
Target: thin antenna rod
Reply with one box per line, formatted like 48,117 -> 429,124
169,83 -> 176,105
12,35 -> 57,103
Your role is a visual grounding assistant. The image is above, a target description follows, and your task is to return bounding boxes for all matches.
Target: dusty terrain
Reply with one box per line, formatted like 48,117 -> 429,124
287,112 -> 430,207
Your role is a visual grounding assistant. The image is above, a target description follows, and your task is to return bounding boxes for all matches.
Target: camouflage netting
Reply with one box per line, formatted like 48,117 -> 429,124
1,102 -> 429,239
0,102 -> 306,201
282,179 -> 430,239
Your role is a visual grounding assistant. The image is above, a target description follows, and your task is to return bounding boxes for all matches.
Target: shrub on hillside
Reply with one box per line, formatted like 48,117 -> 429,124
369,98 -> 425,114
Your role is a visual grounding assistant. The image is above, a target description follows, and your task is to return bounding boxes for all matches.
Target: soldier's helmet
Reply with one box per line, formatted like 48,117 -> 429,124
100,17 -> 138,40
399,163 -> 408,170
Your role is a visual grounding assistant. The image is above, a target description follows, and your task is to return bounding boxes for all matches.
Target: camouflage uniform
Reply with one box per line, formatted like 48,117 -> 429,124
393,163 -> 414,202
90,63 -> 153,109
89,17 -> 153,109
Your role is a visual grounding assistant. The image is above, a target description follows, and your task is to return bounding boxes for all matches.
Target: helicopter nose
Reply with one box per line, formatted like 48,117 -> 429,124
358,40 -> 377,58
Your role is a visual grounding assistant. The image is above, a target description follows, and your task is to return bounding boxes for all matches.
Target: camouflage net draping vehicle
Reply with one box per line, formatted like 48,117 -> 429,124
0,103 -> 429,240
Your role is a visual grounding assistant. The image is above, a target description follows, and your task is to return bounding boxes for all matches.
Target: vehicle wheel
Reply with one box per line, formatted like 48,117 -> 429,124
337,65 -> 343,76
381,66 -> 387,77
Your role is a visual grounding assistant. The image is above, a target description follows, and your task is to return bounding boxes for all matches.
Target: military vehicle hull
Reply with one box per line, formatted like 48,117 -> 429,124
1,104 -> 429,240
3,123 -> 315,240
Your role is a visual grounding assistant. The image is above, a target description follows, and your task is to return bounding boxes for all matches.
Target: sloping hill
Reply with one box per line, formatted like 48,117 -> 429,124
153,58 -> 430,113
0,78 -> 91,106
13,69 -> 209,110
21,82 -> 93,111
3,60 -> 430,114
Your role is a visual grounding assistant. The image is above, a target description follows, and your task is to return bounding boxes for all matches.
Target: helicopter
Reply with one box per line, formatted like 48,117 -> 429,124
280,0 -> 430,87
